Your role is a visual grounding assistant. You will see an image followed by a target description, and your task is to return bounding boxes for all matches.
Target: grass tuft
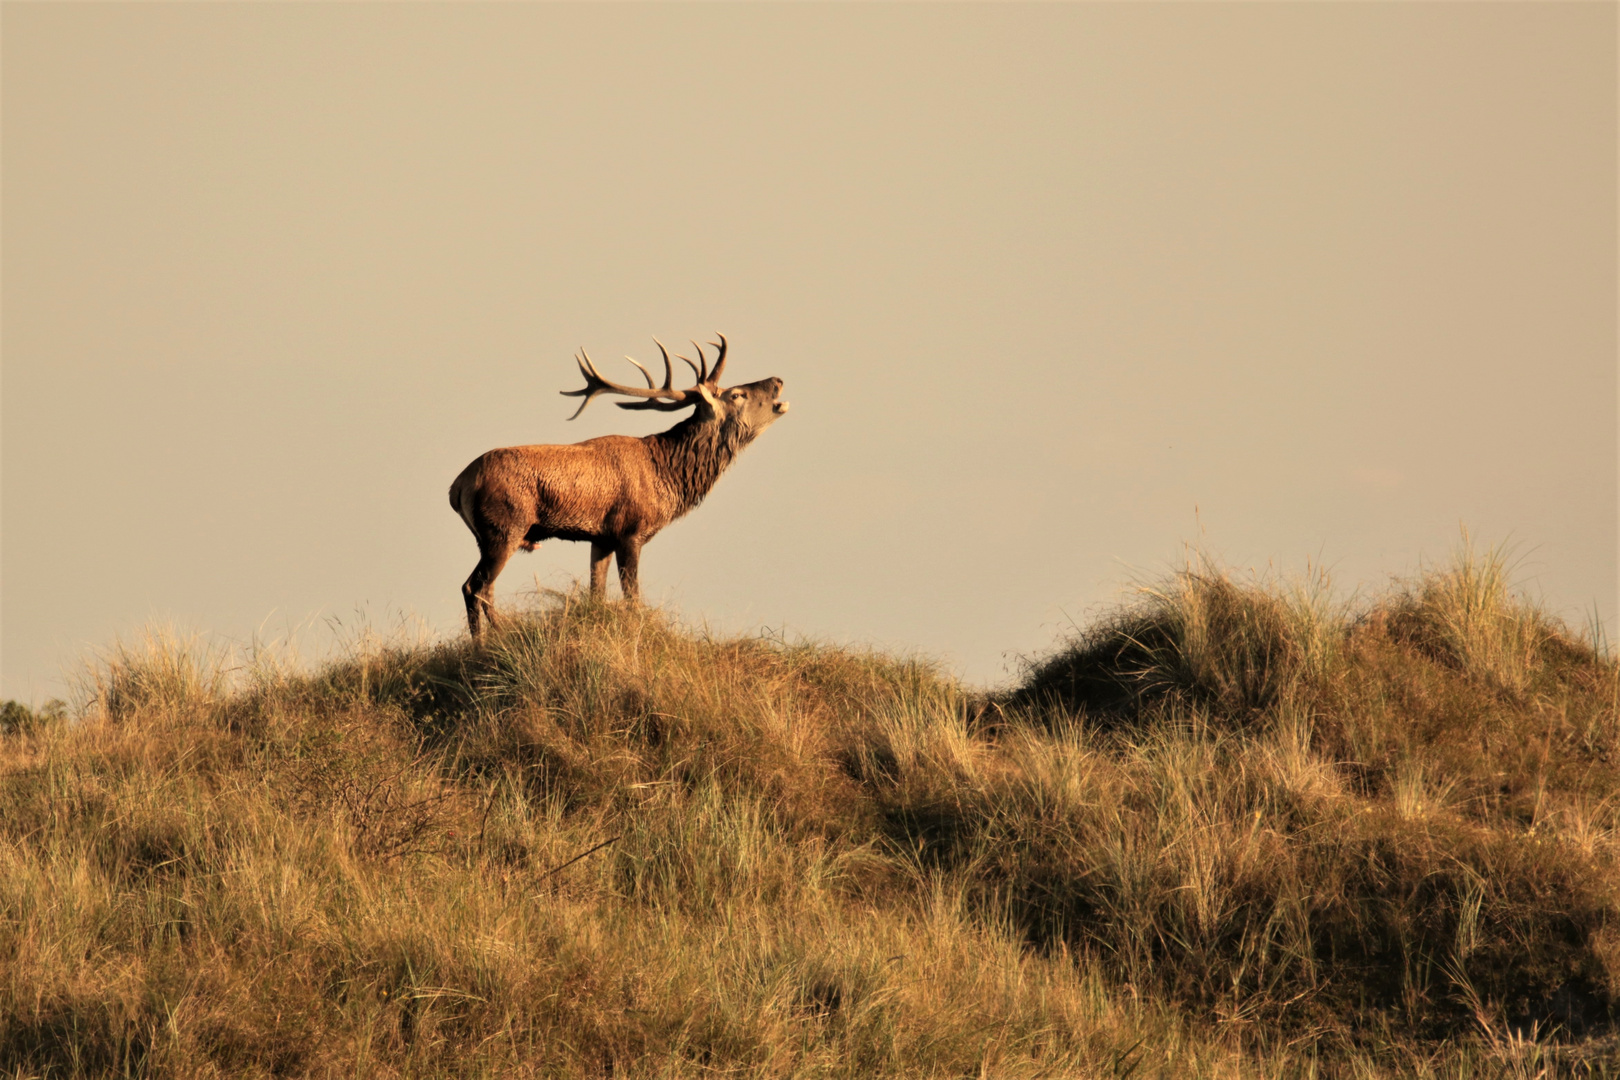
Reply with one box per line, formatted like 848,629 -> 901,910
1016,554 -> 1345,722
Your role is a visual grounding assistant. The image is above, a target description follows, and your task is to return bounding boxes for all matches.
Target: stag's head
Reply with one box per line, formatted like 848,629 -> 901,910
562,334 -> 789,434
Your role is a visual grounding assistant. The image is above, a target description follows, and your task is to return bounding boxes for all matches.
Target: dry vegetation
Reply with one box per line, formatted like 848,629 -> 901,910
3,545 -> 1619,1078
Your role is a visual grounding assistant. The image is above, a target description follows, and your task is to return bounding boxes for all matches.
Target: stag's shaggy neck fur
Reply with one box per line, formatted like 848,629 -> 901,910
647,412 -> 760,517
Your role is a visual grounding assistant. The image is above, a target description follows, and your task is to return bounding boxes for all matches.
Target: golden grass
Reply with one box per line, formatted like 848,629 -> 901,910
2,544 -> 1618,1077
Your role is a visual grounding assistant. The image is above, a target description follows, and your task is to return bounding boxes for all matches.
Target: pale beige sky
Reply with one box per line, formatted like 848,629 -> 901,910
3,3 -> 1616,700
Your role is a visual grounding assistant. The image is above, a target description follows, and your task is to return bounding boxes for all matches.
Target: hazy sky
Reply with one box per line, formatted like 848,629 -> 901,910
4,3 -> 1616,701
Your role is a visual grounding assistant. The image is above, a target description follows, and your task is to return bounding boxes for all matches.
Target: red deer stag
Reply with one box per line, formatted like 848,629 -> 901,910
449,335 -> 789,635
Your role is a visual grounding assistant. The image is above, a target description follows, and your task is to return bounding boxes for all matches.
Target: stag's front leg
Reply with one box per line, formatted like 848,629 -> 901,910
589,541 -> 613,598
616,539 -> 643,603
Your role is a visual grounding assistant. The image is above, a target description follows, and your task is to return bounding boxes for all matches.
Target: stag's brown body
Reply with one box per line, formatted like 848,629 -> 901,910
449,336 -> 788,635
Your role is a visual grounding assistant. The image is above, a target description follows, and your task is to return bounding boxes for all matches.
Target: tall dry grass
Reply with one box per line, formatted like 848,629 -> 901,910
2,544 -> 1618,1078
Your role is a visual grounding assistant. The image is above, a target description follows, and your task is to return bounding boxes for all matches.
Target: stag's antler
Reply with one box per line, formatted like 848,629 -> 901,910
561,335 -> 730,419
561,341 -> 699,420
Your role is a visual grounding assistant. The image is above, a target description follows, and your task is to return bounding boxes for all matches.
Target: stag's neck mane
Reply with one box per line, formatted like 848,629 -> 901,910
646,412 -> 758,516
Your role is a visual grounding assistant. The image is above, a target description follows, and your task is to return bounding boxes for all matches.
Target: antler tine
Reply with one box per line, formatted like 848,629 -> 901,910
578,347 -> 602,380
624,355 -> 655,388
559,349 -> 608,420
675,345 -> 703,384
707,332 -> 727,386
652,339 -> 676,392
689,340 -> 708,384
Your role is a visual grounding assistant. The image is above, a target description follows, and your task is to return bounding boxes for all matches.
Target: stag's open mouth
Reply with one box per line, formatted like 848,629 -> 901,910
773,399 -> 790,415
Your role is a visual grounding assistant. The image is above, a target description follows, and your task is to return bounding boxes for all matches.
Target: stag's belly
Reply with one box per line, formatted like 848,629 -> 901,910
531,461 -> 665,539
523,523 -> 594,548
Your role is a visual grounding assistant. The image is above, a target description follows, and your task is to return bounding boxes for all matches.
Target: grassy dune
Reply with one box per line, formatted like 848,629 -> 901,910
3,547 -> 1619,1078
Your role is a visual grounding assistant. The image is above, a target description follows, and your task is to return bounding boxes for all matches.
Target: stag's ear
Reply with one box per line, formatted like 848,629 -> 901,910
689,383 -> 721,420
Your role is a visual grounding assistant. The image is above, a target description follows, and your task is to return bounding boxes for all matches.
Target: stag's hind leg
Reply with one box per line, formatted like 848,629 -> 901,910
463,533 -> 519,638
